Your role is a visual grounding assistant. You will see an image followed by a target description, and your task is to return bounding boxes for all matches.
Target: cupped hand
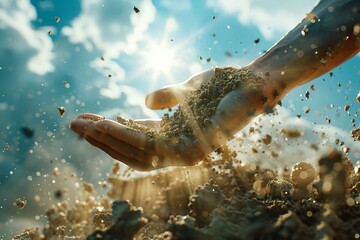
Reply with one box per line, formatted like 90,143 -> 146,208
70,113 -> 208,171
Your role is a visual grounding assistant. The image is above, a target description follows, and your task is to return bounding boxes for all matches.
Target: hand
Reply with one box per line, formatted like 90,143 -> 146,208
70,68 -> 270,171
70,70 -> 214,171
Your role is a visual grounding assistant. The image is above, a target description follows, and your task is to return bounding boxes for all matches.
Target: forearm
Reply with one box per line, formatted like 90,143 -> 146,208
248,0 -> 360,99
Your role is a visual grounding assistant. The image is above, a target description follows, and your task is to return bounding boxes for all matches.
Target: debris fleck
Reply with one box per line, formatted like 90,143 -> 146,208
305,12 -> 319,23
55,17 -> 60,23
57,106 -> 65,117
301,25 -> 309,36
14,198 -> 27,209
133,6 -> 140,13
21,127 -> 34,138
254,38 -> 260,44
350,126 -> 360,141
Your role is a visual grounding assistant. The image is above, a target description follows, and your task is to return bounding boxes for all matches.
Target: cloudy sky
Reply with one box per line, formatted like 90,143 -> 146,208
0,0 -> 359,237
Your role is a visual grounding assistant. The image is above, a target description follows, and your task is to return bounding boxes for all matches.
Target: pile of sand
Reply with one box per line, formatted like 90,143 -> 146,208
12,149 -> 360,240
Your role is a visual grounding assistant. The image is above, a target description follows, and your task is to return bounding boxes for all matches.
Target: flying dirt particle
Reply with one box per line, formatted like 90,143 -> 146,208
83,183 -> 94,193
350,127 -> 360,141
54,189 -> 63,199
57,106 -> 65,117
63,81 -> 70,88
14,198 -> 27,209
249,127 -> 255,134
343,147 -> 350,154
271,151 -> 278,158
344,105 -> 350,111
48,31 -> 53,35
206,57 -> 211,62
254,38 -> 260,44
133,6 -> 140,13
212,16 -> 216,20
108,74 -> 112,78
21,127 -> 34,138
305,12 -> 319,23
310,84 -> 315,91
357,93 -> 360,103
3,145 -> 10,151
52,167 -> 60,176
304,108 -> 310,114
286,129 -> 301,138
305,91 -> 310,99
310,144 -> 319,151
100,56 -> 105,61
112,162 -> 120,174
301,25 -> 309,36
55,17 -> 60,23
262,134 -> 272,145
225,51 -> 232,57
329,72 -> 334,77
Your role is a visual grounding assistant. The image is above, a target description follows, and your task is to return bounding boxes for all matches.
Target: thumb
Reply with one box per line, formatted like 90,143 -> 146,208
145,86 -> 182,110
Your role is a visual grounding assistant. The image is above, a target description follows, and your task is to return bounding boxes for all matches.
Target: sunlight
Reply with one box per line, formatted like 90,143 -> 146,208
141,39 -> 180,81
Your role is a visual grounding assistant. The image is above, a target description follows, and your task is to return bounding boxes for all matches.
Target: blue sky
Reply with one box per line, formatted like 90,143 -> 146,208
0,0 -> 359,237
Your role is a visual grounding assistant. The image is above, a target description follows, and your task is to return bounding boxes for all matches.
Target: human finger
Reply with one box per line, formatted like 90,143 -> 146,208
83,127 -> 149,162
145,85 -> 181,110
93,119 -> 148,150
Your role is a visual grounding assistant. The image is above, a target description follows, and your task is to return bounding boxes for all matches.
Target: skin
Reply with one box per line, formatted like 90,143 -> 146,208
71,0 -> 360,171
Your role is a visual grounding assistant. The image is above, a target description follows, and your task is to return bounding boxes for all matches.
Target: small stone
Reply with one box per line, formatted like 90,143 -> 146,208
15,198 -> 27,209
133,6 -> 140,13
57,106 -> 65,117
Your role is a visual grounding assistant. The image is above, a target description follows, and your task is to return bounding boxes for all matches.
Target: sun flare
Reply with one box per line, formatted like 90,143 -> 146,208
140,38 -> 184,84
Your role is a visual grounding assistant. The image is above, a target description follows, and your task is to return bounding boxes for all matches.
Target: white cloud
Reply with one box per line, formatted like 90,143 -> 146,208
62,0 -> 156,58
0,0 -> 54,75
206,0 -> 318,40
